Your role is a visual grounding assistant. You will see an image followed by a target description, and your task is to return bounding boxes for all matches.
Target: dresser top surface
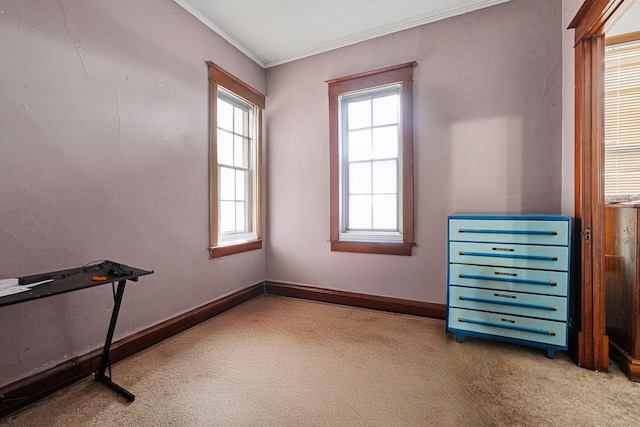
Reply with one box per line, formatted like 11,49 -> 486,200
449,214 -> 571,221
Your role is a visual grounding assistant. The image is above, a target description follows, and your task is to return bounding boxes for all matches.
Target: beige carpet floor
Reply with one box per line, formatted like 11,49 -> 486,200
1,295 -> 640,426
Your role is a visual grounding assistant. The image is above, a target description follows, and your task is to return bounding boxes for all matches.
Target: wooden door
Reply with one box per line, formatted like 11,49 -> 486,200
569,0 -> 635,371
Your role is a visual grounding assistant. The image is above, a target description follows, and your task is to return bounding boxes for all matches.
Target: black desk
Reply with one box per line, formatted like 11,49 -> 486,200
0,261 -> 153,402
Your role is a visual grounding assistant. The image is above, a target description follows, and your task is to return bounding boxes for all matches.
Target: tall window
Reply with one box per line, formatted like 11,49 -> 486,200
207,62 -> 265,258
327,62 -> 416,256
605,33 -> 640,201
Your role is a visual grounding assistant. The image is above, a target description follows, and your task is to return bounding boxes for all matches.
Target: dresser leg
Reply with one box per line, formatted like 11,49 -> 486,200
455,334 -> 462,343
547,349 -> 555,359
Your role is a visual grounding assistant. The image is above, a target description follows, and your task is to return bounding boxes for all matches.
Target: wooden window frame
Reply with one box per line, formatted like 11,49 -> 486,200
207,61 -> 265,258
326,62 -> 416,256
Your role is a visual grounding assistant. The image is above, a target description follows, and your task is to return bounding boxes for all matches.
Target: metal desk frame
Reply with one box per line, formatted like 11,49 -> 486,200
0,261 -> 153,402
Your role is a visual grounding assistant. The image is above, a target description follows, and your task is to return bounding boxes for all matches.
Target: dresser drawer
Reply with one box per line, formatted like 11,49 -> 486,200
448,286 -> 567,321
449,219 -> 569,246
450,242 -> 569,271
448,307 -> 567,347
449,264 -> 568,296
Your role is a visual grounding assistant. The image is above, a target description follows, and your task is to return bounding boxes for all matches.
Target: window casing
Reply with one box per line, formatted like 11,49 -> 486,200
207,62 -> 265,258
327,62 -> 416,256
605,33 -> 640,201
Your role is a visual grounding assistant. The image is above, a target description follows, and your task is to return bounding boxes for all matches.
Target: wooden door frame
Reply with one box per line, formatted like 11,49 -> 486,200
569,0 -> 635,371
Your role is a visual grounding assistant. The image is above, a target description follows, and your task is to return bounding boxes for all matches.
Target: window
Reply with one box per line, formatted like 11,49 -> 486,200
207,62 -> 265,258
327,62 -> 416,255
605,33 -> 640,201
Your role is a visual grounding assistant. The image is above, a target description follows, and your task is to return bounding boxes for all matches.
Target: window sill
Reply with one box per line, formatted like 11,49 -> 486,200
209,239 -> 263,259
330,240 -> 413,256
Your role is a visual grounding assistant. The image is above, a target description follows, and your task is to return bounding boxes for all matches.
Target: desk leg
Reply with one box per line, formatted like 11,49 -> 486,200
95,280 -> 135,402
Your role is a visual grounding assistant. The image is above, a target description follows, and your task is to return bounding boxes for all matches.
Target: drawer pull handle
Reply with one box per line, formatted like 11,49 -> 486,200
458,251 -> 558,262
493,293 -> 515,298
458,228 -> 558,236
458,295 -> 558,311
458,273 -> 558,287
458,317 -> 556,336
495,271 -> 517,277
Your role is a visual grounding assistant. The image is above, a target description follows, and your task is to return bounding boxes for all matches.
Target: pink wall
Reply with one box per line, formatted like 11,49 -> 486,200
0,0 -> 570,390
264,0 -> 564,302
562,0 -> 582,216
0,0 -> 265,387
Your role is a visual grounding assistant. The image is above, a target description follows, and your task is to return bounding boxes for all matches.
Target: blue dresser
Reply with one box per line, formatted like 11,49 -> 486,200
447,214 -> 572,358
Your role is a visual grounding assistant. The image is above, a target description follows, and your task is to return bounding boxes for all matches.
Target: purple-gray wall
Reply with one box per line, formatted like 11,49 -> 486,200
0,0 -> 265,387
264,0 -> 563,300
0,0 -> 567,389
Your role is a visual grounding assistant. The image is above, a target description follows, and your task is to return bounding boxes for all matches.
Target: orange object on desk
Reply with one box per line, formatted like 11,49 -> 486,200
92,276 -> 107,281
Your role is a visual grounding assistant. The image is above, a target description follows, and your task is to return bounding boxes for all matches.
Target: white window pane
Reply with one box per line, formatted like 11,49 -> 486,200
348,99 -> 371,129
234,106 -> 246,135
236,170 -> 245,200
348,129 -> 372,161
372,160 -> 397,194
372,94 -> 399,126
373,194 -> 397,229
372,126 -> 398,159
234,135 -> 246,167
220,201 -> 235,233
349,162 -> 372,194
243,109 -> 250,136
349,195 -> 372,229
218,98 -> 233,131
220,167 -> 235,200
236,202 -> 245,232
217,130 -> 233,166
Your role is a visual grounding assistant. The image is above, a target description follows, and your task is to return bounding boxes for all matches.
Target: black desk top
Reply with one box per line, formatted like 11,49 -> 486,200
0,261 -> 153,308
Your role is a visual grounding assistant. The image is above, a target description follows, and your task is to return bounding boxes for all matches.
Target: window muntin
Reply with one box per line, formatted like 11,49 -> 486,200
327,62 -> 415,256
207,61 -> 264,258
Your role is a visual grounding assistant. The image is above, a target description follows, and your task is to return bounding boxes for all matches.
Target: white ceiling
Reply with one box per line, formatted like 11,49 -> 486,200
173,0 -> 511,67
